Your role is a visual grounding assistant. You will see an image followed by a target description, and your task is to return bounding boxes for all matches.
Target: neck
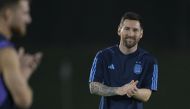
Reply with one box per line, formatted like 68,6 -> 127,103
119,42 -> 138,55
0,19 -> 12,40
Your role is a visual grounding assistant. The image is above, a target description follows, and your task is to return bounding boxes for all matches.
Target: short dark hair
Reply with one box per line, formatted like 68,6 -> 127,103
119,12 -> 143,29
0,0 -> 22,11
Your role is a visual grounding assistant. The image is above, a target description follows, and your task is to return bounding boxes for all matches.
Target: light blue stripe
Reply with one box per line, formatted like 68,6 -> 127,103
89,58 -> 96,79
89,57 -> 98,82
151,64 -> 158,90
155,65 -> 158,89
155,64 -> 158,89
89,58 -> 96,80
152,65 -> 155,89
91,58 -> 97,81
99,97 -> 104,109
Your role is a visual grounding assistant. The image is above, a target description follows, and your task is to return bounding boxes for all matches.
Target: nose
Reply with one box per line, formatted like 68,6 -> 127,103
27,14 -> 32,24
127,29 -> 135,37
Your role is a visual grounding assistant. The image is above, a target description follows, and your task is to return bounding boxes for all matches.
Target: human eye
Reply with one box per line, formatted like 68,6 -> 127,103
124,27 -> 130,31
133,28 -> 139,32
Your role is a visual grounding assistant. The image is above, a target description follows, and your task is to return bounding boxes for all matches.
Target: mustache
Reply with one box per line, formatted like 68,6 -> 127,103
125,37 -> 135,40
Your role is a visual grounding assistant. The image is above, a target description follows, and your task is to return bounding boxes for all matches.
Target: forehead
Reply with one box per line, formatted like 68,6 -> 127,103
122,19 -> 141,29
17,0 -> 30,10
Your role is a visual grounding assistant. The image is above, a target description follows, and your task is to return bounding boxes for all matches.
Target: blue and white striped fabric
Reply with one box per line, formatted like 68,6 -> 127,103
151,64 -> 158,90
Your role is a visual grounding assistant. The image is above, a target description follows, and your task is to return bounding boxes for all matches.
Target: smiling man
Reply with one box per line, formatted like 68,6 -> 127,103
89,12 -> 158,109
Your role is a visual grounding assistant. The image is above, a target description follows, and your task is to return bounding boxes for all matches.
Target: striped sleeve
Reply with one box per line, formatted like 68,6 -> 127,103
89,51 -> 104,83
142,57 -> 158,91
151,64 -> 158,90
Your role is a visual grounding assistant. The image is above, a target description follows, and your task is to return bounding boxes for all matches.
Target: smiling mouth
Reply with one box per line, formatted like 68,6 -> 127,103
126,38 -> 134,41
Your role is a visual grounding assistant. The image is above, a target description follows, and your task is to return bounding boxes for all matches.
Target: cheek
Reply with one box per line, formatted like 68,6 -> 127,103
12,14 -> 22,25
11,17 -> 24,31
120,35 -> 126,41
120,31 -> 127,37
136,36 -> 142,41
135,33 -> 142,38
11,18 -> 20,27
16,11 -> 27,22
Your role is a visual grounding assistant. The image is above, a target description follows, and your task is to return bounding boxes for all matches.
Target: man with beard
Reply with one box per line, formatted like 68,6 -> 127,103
89,12 -> 158,109
0,0 -> 42,109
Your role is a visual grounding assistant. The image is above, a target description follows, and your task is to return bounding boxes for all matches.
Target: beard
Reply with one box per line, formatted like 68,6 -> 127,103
123,37 -> 138,48
10,25 -> 26,36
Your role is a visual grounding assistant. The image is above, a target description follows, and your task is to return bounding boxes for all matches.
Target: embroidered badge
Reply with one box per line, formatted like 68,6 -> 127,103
134,62 -> 142,74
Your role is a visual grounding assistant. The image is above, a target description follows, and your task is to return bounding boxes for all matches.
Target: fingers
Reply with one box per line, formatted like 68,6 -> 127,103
116,87 -> 125,96
132,80 -> 138,85
35,52 -> 43,58
124,80 -> 134,87
125,80 -> 139,97
116,80 -> 138,96
30,52 -> 43,70
18,47 -> 25,57
19,49 -> 43,70
125,80 -> 138,87
34,52 -> 43,63
23,54 -> 34,67
129,80 -> 134,84
128,80 -> 138,85
126,86 -> 138,97
33,52 -> 43,67
18,49 -> 42,80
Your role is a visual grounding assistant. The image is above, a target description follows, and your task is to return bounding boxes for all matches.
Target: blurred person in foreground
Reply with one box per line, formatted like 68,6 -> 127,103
89,12 -> 158,109
0,0 -> 42,108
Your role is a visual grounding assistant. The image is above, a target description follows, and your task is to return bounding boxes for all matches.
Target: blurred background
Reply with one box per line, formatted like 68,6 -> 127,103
12,0 -> 189,109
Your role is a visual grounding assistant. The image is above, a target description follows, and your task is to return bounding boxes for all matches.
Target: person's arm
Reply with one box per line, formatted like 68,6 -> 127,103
89,82 -> 118,96
0,47 -> 32,108
130,57 -> 158,102
89,80 -> 138,96
132,88 -> 152,102
128,57 -> 158,102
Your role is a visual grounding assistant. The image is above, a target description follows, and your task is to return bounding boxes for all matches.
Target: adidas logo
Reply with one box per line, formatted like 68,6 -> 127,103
108,64 -> 115,70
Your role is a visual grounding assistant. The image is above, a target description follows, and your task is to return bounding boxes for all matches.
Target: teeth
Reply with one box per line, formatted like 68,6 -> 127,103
126,38 -> 133,41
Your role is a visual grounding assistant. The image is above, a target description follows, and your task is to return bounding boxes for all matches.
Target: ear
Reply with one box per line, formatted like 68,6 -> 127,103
140,29 -> 143,38
3,8 -> 14,23
117,24 -> 121,36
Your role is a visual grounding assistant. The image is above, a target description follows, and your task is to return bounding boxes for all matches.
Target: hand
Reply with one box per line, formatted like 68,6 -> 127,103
116,80 -> 138,96
115,86 -> 128,96
125,80 -> 138,97
18,47 -> 43,80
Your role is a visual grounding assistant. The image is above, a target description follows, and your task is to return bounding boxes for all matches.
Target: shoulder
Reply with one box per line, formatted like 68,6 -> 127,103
139,48 -> 158,63
93,46 -> 117,62
0,47 -> 18,64
96,45 -> 117,56
0,47 -> 18,73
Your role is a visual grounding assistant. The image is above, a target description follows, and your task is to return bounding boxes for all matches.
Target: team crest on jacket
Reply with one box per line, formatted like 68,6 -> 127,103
134,62 -> 142,74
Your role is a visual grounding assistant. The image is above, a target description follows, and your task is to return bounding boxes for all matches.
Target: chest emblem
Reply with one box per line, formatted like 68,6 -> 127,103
134,62 -> 142,74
